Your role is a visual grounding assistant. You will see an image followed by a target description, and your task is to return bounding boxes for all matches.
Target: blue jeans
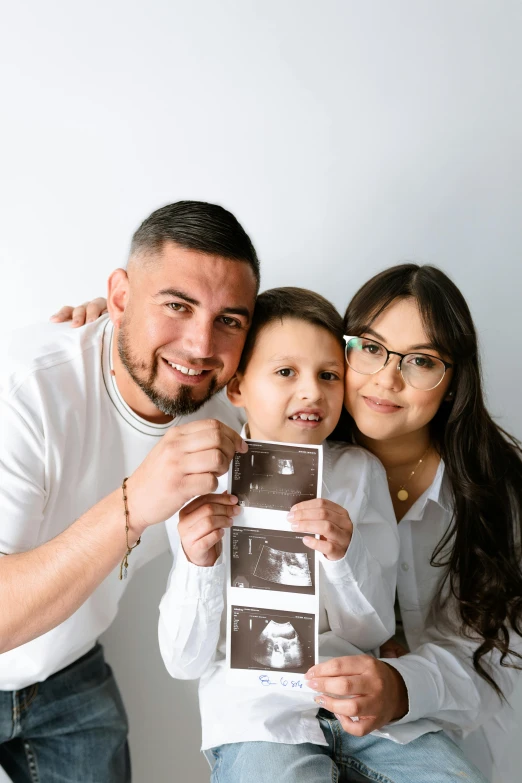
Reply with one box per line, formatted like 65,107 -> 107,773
0,643 -> 130,782
209,709 -> 489,783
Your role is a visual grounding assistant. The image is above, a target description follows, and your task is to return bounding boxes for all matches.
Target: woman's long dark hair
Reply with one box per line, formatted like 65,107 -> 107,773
341,263 -> 522,696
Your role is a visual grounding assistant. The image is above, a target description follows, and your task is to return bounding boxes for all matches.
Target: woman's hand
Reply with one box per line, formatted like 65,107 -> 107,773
380,637 -> 408,658
305,654 -> 409,736
287,498 -> 353,560
50,297 -> 108,327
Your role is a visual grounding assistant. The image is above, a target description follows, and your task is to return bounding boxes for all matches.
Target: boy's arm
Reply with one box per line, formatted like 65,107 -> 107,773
320,455 -> 399,650
158,492 -> 238,679
158,529 -> 225,680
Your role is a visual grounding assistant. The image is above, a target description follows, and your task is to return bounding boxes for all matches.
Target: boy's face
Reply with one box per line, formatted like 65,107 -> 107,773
227,318 -> 345,445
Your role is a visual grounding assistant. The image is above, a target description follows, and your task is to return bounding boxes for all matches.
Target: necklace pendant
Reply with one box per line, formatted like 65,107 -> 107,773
397,489 -> 409,502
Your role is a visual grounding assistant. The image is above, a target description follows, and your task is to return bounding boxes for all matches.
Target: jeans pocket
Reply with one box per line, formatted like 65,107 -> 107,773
209,746 -> 223,781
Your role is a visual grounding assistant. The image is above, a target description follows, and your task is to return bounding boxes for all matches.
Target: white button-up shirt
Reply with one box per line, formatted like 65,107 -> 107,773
158,441 -> 399,749
377,460 -> 522,775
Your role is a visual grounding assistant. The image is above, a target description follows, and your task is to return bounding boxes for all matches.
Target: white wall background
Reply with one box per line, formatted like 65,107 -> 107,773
1,1 -> 522,781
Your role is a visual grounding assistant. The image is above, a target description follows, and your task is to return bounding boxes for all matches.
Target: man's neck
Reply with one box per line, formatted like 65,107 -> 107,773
111,330 -> 173,424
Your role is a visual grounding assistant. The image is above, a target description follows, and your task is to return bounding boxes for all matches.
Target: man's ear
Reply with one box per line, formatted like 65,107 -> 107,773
107,268 -> 129,328
227,373 -> 244,408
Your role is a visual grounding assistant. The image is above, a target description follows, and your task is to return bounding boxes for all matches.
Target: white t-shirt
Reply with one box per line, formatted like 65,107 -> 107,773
0,315 -> 243,690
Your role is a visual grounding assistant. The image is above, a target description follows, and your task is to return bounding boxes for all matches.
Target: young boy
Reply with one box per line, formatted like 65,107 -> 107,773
157,287 -> 489,783
158,287 -> 399,767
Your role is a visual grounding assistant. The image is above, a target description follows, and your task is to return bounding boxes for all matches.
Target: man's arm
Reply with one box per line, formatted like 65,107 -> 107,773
0,389 -> 246,654
1,489 -> 134,653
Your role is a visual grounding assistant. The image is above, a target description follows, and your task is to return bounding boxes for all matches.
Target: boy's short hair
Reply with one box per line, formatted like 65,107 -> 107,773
238,287 -> 344,373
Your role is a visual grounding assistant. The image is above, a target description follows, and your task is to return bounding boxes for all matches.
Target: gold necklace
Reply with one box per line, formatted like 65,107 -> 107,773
387,447 -> 430,502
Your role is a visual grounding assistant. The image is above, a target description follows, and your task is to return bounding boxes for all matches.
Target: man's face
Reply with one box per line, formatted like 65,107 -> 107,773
111,242 -> 257,420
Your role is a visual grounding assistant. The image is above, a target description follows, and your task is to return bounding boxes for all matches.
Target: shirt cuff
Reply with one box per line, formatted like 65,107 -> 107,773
169,547 -> 225,601
319,524 -> 365,582
382,655 -> 442,725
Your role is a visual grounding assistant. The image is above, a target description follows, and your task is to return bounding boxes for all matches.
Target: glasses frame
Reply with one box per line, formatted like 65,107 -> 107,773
343,335 -> 454,391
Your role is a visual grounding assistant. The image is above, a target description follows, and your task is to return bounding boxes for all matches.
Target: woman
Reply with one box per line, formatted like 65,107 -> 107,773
301,264 -> 522,779
54,264 -> 522,779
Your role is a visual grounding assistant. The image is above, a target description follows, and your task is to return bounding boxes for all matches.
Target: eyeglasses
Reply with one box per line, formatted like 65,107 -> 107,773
343,336 -> 453,391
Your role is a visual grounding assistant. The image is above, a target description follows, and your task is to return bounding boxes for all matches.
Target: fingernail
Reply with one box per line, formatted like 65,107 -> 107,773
308,680 -> 318,690
290,523 -> 299,531
314,697 -> 325,705
86,317 -> 94,323
240,440 -> 248,452
232,507 -> 241,515
229,495 -> 238,504
305,669 -> 314,680
287,512 -> 294,520
72,318 -> 80,324
50,315 -> 59,321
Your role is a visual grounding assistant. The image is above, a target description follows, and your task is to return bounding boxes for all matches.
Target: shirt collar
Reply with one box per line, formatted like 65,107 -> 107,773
101,319 -> 178,437
403,458 -> 453,521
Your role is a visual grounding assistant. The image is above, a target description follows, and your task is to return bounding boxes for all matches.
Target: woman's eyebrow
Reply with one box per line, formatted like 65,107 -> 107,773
364,327 -> 437,353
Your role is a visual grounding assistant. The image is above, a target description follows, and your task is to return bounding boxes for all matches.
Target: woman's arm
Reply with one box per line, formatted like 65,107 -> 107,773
383,620 -> 522,732
50,298 -> 107,326
305,618 -> 522,737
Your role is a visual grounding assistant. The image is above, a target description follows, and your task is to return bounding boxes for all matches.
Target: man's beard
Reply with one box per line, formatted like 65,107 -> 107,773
117,324 -> 222,418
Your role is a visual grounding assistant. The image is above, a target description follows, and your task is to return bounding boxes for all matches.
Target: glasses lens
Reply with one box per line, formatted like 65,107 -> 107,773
345,337 -> 387,374
401,354 -> 446,390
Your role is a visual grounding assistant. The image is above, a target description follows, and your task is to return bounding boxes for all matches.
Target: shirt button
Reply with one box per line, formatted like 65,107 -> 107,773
401,562 -> 409,572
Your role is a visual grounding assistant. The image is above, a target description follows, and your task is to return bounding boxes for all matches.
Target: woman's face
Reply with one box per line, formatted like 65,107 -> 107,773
344,297 -> 453,444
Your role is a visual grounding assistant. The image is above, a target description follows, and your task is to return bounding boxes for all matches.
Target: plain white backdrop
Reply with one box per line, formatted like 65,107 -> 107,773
1,2 -> 522,781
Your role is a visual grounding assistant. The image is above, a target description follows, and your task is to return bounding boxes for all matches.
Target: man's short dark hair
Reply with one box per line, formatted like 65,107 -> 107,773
130,200 -> 260,290
238,286 -> 343,373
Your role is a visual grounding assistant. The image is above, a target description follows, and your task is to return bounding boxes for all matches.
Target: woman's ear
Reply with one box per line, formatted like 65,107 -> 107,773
227,373 -> 244,408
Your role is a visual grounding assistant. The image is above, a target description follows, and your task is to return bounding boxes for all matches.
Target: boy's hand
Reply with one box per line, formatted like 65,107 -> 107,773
287,498 -> 353,561
178,492 -> 241,568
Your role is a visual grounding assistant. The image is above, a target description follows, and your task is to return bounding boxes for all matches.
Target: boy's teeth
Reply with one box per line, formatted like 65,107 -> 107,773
291,413 -> 320,421
168,362 -> 203,376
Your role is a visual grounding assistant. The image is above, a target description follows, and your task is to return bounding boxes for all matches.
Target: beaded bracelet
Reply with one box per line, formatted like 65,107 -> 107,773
119,477 -> 141,580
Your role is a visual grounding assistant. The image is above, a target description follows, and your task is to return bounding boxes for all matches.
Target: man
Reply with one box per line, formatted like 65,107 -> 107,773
0,201 -> 259,781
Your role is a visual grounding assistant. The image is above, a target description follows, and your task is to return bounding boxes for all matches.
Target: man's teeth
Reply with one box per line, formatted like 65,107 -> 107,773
291,413 -> 320,421
168,362 -> 204,376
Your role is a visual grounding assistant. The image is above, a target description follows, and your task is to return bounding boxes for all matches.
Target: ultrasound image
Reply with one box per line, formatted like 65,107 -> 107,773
251,620 -> 304,669
231,441 -> 320,512
254,546 -> 312,587
230,606 -> 315,673
230,527 -> 316,595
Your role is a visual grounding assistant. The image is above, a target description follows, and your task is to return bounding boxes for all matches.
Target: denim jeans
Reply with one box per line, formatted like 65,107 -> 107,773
0,644 -> 130,783
209,709 -> 489,783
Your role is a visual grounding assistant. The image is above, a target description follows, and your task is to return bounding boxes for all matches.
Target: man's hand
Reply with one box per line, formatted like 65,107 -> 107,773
125,419 -> 247,537
305,654 -> 409,736
178,492 -> 240,567
50,298 -> 108,327
287,498 -> 353,560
